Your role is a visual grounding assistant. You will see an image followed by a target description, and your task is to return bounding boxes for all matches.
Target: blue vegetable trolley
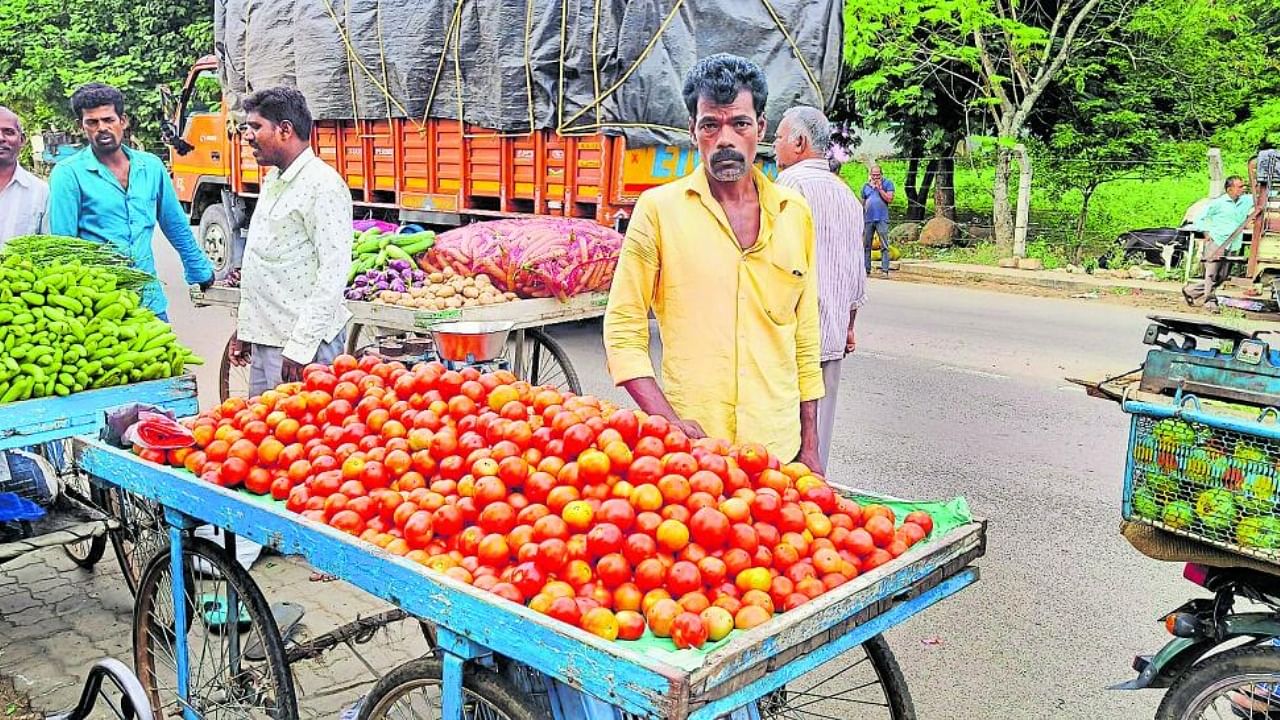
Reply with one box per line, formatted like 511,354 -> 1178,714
0,375 -> 198,584
73,435 -> 985,720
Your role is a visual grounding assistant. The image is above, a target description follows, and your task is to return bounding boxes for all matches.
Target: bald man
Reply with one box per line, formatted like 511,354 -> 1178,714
0,107 -> 49,245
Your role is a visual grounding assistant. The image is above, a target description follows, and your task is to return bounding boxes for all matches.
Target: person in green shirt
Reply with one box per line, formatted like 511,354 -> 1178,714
1183,176 -> 1257,309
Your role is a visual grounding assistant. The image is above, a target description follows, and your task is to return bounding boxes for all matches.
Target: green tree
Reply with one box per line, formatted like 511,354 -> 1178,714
0,0 -> 211,149
849,0 -> 1140,253
843,18 -> 976,222
1034,0 -> 1269,256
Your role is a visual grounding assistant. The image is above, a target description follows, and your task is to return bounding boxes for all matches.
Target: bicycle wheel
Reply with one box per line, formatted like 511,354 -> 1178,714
503,329 -> 581,394
47,445 -> 108,569
106,488 -> 170,596
1156,645 -> 1280,720
219,335 -> 252,402
757,635 -> 915,720
357,656 -> 544,720
133,537 -> 297,720
63,533 -> 108,568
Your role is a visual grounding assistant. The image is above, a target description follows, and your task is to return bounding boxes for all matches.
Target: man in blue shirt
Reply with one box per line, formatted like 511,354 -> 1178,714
48,83 -> 213,320
1183,175 -> 1257,309
862,164 -> 895,277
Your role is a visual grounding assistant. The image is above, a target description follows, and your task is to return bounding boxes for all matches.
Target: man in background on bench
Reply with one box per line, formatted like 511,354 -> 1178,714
1183,176 -> 1256,311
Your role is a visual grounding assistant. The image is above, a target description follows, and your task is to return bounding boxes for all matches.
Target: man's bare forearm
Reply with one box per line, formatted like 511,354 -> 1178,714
620,377 -> 706,438
795,399 -> 823,473
620,377 -> 679,419
848,307 -> 858,331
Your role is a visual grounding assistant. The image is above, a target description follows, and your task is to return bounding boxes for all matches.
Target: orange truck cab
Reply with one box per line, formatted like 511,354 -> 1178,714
167,56 -> 776,276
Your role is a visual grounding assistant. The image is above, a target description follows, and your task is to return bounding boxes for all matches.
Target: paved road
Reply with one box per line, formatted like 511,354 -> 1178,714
4,245 -> 1189,719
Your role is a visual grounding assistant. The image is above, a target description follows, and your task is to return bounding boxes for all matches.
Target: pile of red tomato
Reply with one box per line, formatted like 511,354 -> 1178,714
163,354 -> 935,649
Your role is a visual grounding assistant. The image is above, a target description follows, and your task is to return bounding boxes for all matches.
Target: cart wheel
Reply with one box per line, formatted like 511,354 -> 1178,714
356,656 -> 542,720
45,444 -> 108,570
218,335 -> 252,402
105,489 -> 170,596
757,635 -> 915,720
63,534 -> 108,568
133,537 -> 298,720
504,329 -> 581,394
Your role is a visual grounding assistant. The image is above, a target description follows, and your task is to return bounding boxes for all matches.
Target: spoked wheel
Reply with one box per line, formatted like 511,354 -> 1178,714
356,656 -> 542,720
133,537 -> 298,720
40,442 -> 108,570
1156,645 -> 1280,720
106,489 -> 170,596
219,335 -> 252,402
758,635 -> 915,720
503,329 -> 581,394
63,532 -> 108,568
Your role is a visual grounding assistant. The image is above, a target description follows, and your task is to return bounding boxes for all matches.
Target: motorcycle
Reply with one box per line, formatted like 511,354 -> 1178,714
1116,562 -> 1280,719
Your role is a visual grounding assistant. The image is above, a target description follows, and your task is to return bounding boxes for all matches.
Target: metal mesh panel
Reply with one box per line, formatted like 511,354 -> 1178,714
1125,413 -> 1280,563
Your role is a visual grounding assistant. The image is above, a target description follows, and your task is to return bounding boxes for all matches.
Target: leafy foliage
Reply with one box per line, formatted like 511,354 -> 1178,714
0,0 -> 211,148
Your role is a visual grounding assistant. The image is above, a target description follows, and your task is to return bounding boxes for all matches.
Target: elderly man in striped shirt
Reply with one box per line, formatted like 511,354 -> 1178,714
775,106 -> 867,468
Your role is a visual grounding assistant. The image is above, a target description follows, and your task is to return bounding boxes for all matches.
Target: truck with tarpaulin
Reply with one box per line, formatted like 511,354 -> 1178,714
164,1 -> 844,276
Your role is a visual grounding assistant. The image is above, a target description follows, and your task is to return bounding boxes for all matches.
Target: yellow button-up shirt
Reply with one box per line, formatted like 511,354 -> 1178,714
603,165 -> 823,460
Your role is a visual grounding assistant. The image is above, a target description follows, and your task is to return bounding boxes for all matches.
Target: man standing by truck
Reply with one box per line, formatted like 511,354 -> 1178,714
230,87 -> 352,395
775,106 -> 866,469
1183,176 -> 1257,309
604,54 -> 824,472
48,83 -> 214,319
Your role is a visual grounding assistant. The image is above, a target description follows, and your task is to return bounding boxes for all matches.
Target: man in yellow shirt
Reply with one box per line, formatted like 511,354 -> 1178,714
604,54 -> 824,472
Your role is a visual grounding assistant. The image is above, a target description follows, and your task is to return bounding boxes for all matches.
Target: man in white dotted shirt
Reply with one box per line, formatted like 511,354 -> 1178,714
230,87 -> 353,394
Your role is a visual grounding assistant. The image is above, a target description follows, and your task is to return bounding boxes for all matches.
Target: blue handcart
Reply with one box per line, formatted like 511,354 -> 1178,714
0,376 -> 199,720
72,434 -> 985,720
0,374 -> 197,587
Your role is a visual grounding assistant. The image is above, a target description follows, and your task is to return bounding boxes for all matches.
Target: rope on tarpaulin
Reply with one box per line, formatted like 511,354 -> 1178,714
298,0 -> 822,140
317,0 -> 421,130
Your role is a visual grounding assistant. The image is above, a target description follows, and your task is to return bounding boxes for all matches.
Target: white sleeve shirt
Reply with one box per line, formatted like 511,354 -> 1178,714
237,149 -> 353,363
0,166 -> 50,246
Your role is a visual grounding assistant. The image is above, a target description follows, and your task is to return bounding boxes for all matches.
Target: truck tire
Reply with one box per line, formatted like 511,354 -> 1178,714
199,203 -> 234,276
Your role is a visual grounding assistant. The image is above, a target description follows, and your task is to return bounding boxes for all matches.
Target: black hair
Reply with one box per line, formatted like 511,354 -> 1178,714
242,86 -> 314,139
682,54 -> 768,119
71,83 -> 126,121
1226,175 -> 1245,191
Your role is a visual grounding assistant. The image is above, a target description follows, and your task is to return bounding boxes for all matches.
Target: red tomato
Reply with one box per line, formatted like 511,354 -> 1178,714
665,561 -> 702,597
595,553 -> 632,589
689,507 -> 730,549
634,558 -> 666,591
864,516 -> 895,548
671,612 -> 708,649
904,511 -> 934,536
586,523 -> 624,559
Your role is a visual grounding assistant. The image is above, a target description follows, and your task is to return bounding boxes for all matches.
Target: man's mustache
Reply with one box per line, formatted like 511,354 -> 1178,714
711,148 -> 745,165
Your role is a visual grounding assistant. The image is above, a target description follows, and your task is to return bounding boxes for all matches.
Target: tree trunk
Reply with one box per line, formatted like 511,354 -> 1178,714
993,145 -> 1015,255
934,155 -> 955,220
1073,187 -> 1096,263
904,156 -> 923,221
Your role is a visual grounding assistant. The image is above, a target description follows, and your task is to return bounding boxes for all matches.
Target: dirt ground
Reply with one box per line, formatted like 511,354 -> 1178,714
0,676 -> 40,720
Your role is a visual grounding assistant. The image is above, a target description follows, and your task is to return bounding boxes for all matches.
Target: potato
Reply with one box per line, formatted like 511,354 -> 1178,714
445,296 -> 463,309
462,286 -> 480,299
434,285 -> 456,298
476,274 -> 492,286
428,272 -> 445,284
463,298 -> 478,307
